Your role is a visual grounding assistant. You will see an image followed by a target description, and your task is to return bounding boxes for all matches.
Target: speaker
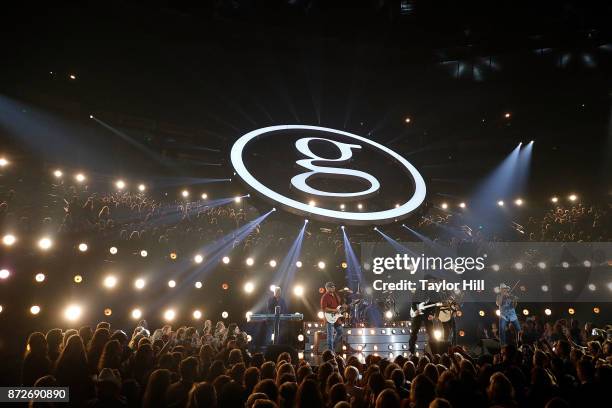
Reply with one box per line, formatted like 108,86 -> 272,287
265,344 -> 299,364
426,341 -> 451,355
479,338 -> 500,354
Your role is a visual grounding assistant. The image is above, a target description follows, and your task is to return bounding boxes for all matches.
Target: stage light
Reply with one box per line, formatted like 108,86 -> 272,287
0,158 -> 8,167
341,262 -> 348,269
459,202 -> 466,208
564,284 -> 573,291
53,169 -> 63,178
140,250 -> 148,258
568,308 -> 575,315
544,308 -> 552,316
504,112 -> 511,118
562,261 -> 569,268
385,310 -> 393,320
168,280 -> 176,288
568,194 -> 577,202
3,234 -> 16,246
357,203 -> 363,210
221,311 -> 228,319
340,204 -> 345,210
497,200 -> 504,207
245,257 -> 254,266
245,311 -> 253,321
35,273 -> 45,283
541,285 -> 549,292
78,243 -> 88,252
293,285 -> 304,297
295,261 -> 302,268
64,305 -> 82,321
244,281 -> 255,294
30,305 -> 40,315
395,203 -> 400,208
164,309 -> 176,321
588,283 -> 596,291
181,190 -> 189,198
75,173 -> 86,183
405,117 -> 411,123
222,256 -> 230,264
115,180 -> 126,190
269,259 -> 277,267
270,285 -> 277,292
522,309 -> 529,316
104,308 -> 112,316
193,310 -> 202,320
0,305 -> 3,313
297,334 -> 305,342
608,282 -> 612,291
69,74 -> 76,80
38,237 -> 52,250
222,283 -> 229,290
317,311 -> 325,320
131,308 -> 142,319
491,264 -> 500,272
195,281 -> 202,289
514,262 -> 523,270
170,252 -> 177,260
0,269 -> 10,279
74,275 -> 82,283
593,307 -> 600,314
103,275 -> 117,289
441,203 -> 448,210
201,193 -> 208,199
515,198 -> 523,206
318,261 -> 325,269
551,196 -> 558,203
538,262 -> 547,269
138,184 -> 146,192
308,200 -> 315,207
194,254 -> 203,264
433,330 -> 442,340
134,278 -> 145,289
109,246 -> 118,255
583,260 -> 592,267
459,330 -> 465,337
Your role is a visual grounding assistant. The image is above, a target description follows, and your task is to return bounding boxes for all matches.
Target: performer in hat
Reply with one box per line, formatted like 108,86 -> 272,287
496,283 -> 520,345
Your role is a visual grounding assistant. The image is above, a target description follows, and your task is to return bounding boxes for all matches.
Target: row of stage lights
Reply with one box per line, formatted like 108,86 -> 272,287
478,306 -> 601,317
439,194 -> 579,210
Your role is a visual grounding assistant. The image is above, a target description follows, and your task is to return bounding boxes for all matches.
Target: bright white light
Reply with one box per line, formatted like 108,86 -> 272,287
295,261 -> 302,268
308,200 -> 316,207
568,194 -> 577,202
181,190 -> 189,198
270,285 -> 277,292
514,198 -> 523,206
53,169 -> 63,178
514,262 -> 523,270
30,305 -> 41,315
538,262 -> 547,269
134,278 -> 145,289
75,173 -> 86,183
115,180 -> 126,190
164,309 -> 176,321
201,193 -> 208,199
583,260 -> 592,267
69,74 -> 76,80
317,261 -> 325,269
234,196 -> 242,203
78,243 -> 88,252
245,257 -> 254,266
544,308 -> 552,316
504,112 -> 511,118
221,311 -> 228,319
64,305 -> 82,321
138,184 -> 146,192
339,204 -> 345,210
38,237 -> 52,250
491,264 -> 500,272
168,280 -> 176,288
194,254 -> 203,264
441,203 -> 448,210
35,273 -> 45,283
385,310 -> 393,319
317,311 -> 325,320
0,269 -> 10,279
562,261 -> 569,268
245,311 -> 253,321
298,334 -> 305,342
541,285 -> 549,292
193,310 -> 202,319
588,283 -> 596,291
2,234 -> 16,246
551,196 -> 558,203
244,281 -> 255,293
522,309 -> 530,316
131,309 -> 142,319
433,330 -> 442,340
459,202 -> 466,208
357,203 -> 363,210
140,250 -> 148,258
497,200 -> 504,207
269,259 -> 277,268
495,310 -> 501,317
104,275 -> 117,288
0,158 -> 8,167
222,256 -> 230,264
565,284 -> 573,291
109,246 -> 118,255
195,281 -> 202,289
293,285 -> 304,297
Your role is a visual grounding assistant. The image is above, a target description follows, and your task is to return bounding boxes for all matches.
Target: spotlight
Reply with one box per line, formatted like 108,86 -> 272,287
308,200 -> 315,207
538,262 -> 547,269
433,330 -> 442,340
583,260 -> 592,267
74,275 -> 83,283
181,190 -> 189,198
593,307 -> 600,314
109,246 -> 118,255
138,184 -> 146,192
78,243 -> 88,252
504,112 -> 511,118
69,74 -> 76,80
269,259 -> 277,267
244,281 -> 255,293
221,311 -> 229,319
30,305 -> 41,315
405,117 -> 411,123
245,311 -> 253,321
134,278 -> 145,289
164,309 -> 176,321
193,310 -> 202,320
568,194 -> 577,202
140,250 -> 148,258
317,261 -> 325,269
341,262 -> 348,269
234,196 -> 242,203
103,275 -> 117,289
479,310 -> 485,317
459,202 -> 466,208
115,180 -> 126,190
35,273 -> 45,283
75,173 -> 86,183
441,203 -> 448,210
168,280 -> 176,288
53,169 -> 63,178
551,196 -> 558,203
541,285 -> 549,292
514,262 -> 523,270
104,308 -> 112,316
245,257 -> 254,266
3,234 -> 16,246
514,198 -> 523,206
222,283 -> 229,290
317,311 -> 325,320
170,252 -> 177,260
0,158 -> 9,167
340,204 -> 345,210
522,309 -> 529,316
495,310 -> 501,317
588,283 -> 596,291
357,203 -> 363,210
201,193 -> 208,200
544,308 -> 552,316
194,254 -> 204,264
385,310 -> 393,320
497,200 -> 504,207
64,305 -> 82,321
293,285 -> 304,297
297,334 -> 305,342
38,237 -> 53,250
295,261 -> 302,268
491,264 -> 500,272
222,256 -> 230,264
564,284 -> 573,291
195,281 -> 202,289
562,261 -> 569,268
568,308 -> 575,315
131,309 -> 142,319
395,203 -> 400,208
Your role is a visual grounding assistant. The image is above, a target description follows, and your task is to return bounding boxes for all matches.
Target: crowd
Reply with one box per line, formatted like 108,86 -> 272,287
20,316 -> 612,408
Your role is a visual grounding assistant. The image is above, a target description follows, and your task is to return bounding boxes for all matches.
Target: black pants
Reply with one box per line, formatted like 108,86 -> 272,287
409,314 -> 435,353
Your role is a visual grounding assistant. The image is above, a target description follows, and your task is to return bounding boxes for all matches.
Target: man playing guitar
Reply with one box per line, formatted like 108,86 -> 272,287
320,281 -> 347,352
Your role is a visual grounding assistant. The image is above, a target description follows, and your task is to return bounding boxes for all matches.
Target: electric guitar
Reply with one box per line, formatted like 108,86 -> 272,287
324,305 -> 347,324
410,302 -> 443,318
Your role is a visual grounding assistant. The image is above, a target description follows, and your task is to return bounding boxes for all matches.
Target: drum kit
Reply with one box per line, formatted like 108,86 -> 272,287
338,288 -> 397,326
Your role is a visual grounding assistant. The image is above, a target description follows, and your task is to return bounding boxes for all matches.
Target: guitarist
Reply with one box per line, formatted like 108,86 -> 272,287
409,276 -> 443,354
320,281 -> 346,353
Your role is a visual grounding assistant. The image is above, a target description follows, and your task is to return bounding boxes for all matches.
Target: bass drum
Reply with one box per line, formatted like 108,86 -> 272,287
436,308 -> 453,323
